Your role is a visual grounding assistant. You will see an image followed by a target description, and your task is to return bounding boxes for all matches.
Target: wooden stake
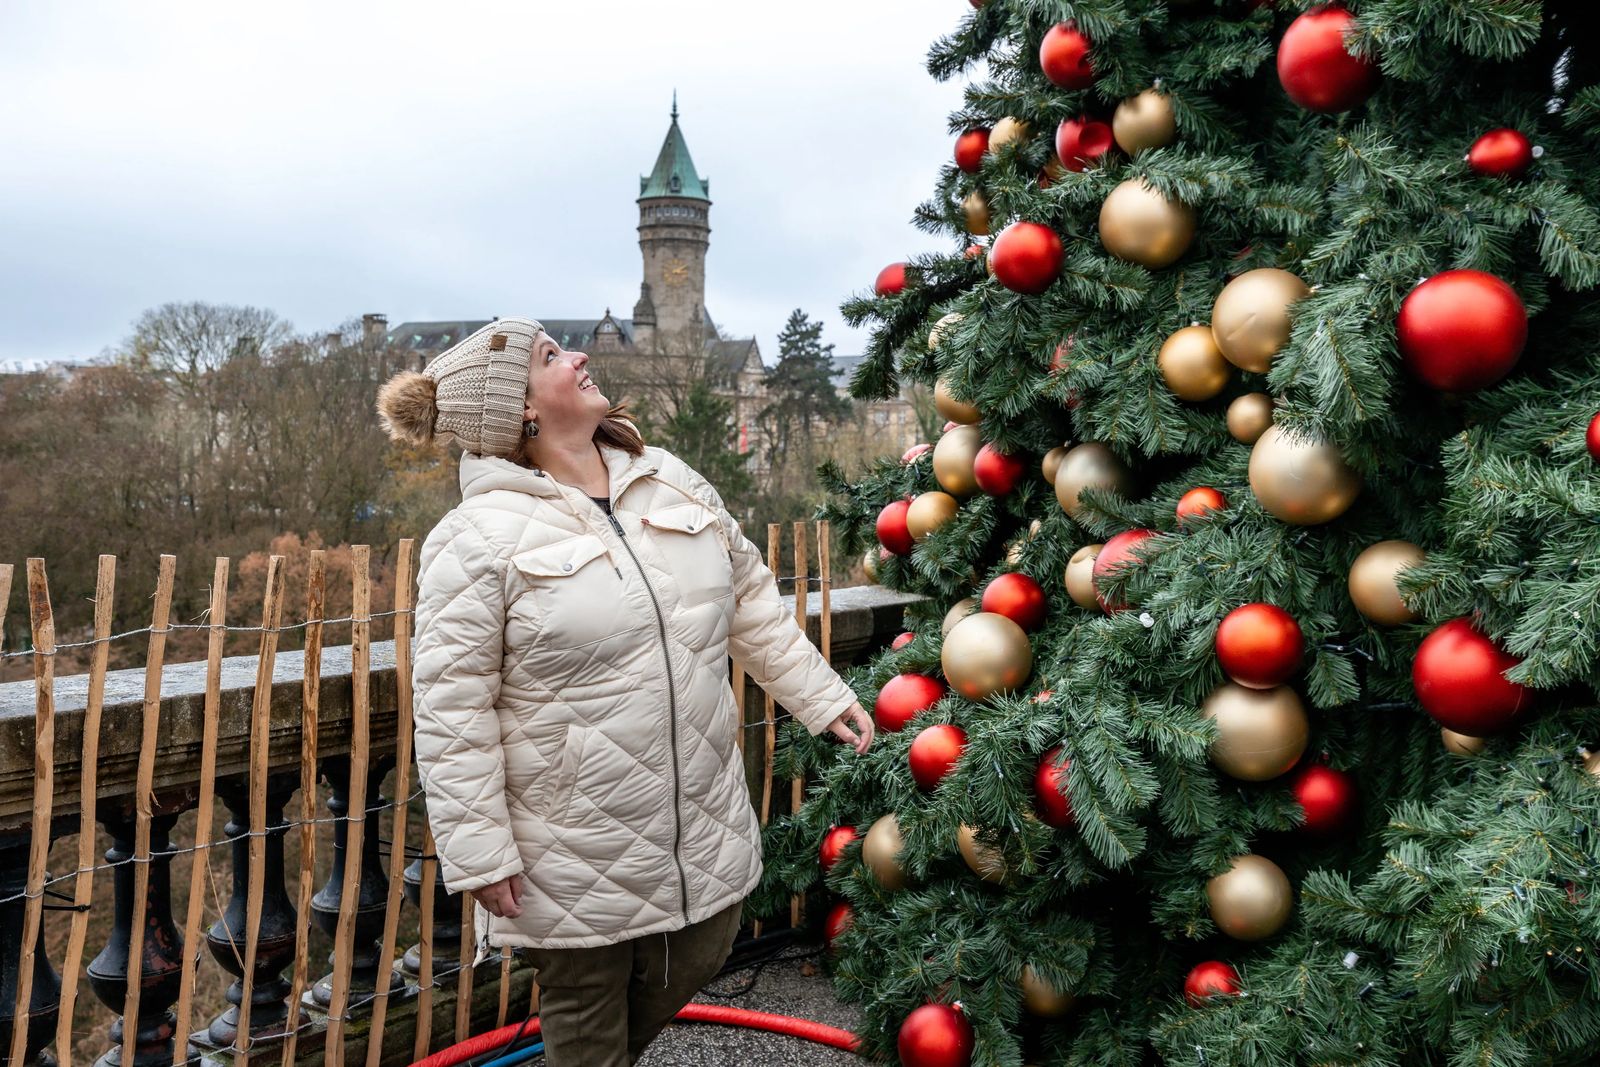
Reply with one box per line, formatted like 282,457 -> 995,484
455,896 -> 475,1044
412,823 -> 437,1063
818,520 -> 832,661
495,952 -> 511,1031
280,551 -> 325,1067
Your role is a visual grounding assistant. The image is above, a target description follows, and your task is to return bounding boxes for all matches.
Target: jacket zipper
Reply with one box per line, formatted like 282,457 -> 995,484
605,508 -> 691,923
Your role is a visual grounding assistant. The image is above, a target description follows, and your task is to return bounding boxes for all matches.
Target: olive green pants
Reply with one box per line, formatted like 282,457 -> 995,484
525,899 -> 744,1066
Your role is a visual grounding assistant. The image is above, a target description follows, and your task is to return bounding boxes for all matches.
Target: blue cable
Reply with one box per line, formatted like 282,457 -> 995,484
475,1041 -> 544,1067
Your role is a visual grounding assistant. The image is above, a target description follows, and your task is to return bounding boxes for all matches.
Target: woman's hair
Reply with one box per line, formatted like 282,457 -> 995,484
509,401 -> 646,466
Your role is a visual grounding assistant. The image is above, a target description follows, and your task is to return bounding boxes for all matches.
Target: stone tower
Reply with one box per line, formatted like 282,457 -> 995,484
633,94 -> 710,354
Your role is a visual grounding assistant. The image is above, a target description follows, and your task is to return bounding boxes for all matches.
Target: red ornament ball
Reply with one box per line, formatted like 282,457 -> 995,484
892,631 -> 916,650
877,499 -> 915,556
1056,116 -> 1114,172
1051,337 -> 1074,374
973,443 -> 1029,495
1290,764 -> 1358,835
902,442 -> 932,465
897,1003 -> 974,1067
1587,412 -> 1600,462
955,128 -> 990,174
1397,270 -> 1527,392
1033,746 -> 1075,829
981,572 -> 1047,632
990,221 -> 1064,294
1216,603 -> 1304,689
1039,23 -> 1094,89
1184,961 -> 1242,1005
909,723 -> 967,790
1176,487 -> 1227,525
1276,4 -> 1378,113
1468,128 -> 1534,179
1412,617 -> 1530,735
1092,528 -> 1157,613
875,262 -> 908,297
876,673 -> 948,733
824,901 -> 854,951
820,825 -> 859,872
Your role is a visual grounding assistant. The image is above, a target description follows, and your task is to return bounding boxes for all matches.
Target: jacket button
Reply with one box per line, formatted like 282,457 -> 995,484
562,563 -> 573,571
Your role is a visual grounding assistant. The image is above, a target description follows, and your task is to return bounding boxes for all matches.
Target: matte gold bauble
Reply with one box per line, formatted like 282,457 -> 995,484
1248,424 -> 1362,525
863,548 -> 880,582
1441,728 -> 1486,756
1099,179 -> 1195,269
1112,89 -> 1177,155
988,116 -> 1031,153
1004,520 -> 1043,566
1020,965 -> 1076,1017
1065,544 -> 1102,609
1054,442 -> 1135,520
1202,683 -> 1309,782
907,491 -> 960,540
933,424 -> 984,498
963,191 -> 991,236
942,611 -> 1033,700
1041,445 -> 1068,485
934,378 -> 980,425
957,823 -> 1012,885
1158,325 -> 1233,401
1226,392 -> 1274,444
929,313 -> 964,352
1207,854 -> 1293,941
942,596 -> 978,637
1584,749 -> 1600,777
1211,268 -> 1311,373
863,814 -> 909,891
1348,540 -> 1424,626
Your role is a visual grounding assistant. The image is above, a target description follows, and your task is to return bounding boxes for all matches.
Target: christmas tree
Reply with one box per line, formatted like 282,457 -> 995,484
753,3 -> 1600,1065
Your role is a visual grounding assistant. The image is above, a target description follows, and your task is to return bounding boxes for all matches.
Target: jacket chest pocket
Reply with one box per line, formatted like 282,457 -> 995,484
640,502 -> 733,610
508,534 -> 618,651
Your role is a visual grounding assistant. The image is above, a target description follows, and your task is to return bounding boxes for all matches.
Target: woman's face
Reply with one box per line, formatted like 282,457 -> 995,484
523,331 -> 610,431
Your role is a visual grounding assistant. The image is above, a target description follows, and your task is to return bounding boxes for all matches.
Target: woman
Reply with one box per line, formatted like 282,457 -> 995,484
376,316 -> 873,1065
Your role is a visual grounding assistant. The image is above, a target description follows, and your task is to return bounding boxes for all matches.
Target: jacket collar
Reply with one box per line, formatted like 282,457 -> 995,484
458,443 -> 658,504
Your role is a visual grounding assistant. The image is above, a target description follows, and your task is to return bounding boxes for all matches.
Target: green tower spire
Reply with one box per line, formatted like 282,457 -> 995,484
639,93 -> 710,202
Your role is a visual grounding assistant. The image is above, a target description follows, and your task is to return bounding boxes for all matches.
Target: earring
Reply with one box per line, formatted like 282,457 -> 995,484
523,419 -> 539,438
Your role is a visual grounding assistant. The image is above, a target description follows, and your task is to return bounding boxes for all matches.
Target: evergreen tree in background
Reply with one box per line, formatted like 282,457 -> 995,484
754,2 -> 1600,1064
760,308 -> 855,477
658,376 -> 755,507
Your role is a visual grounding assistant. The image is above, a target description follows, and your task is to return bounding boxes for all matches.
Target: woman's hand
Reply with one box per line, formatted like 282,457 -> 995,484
472,875 -> 523,919
826,701 -> 875,755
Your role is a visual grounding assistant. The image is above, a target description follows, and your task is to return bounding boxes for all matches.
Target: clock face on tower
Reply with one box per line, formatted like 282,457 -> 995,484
663,258 -> 689,287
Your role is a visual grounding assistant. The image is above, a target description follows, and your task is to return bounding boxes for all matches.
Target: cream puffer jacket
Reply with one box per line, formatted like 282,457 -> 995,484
411,442 -> 857,951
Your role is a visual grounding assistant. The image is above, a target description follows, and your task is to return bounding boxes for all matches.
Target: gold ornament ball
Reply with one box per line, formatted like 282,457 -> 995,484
1583,749 -> 1600,777
1054,442 -> 1136,521
933,424 -> 984,498
863,548 -> 880,583
929,313 -> 965,352
863,814 -> 909,891
1202,683 -> 1309,782
957,823 -> 1012,885
1211,268 -> 1311,373
1099,179 -> 1196,270
1441,728 -> 1487,757
1041,445 -> 1069,485
934,377 -> 981,423
1065,544 -> 1103,610
942,596 -> 979,637
1207,854 -> 1294,941
1226,392 -> 1274,444
1158,325 -> 1233,401
907,491 -> 960,541
1020,965 -> 1076,1018
988,116 -> 1031,153
1112,89 -> 1177,155
1248,424 -> 1362,525
942,611 -> 1033,700
963,191 -> 991,236
1348,540 -> 1424,626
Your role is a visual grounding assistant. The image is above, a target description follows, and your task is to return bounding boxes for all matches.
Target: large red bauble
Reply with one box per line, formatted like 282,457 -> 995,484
955,129 -> 990,173
1176,487 -> 1226,525
1184,961 -> 1242,1005
981,572 -> 1047,632
897,1003 -> 974,1067
1587,412 -> 1600,462
1033,746 -> 1075,828
877,499 -> 915,556
1468,128 -> 1534,179
1396,270 -> 1527,392
1276,4 -> 1378,113
820,825 -> 859,872
1091,528 -> 1157,613
1039,23 -> 1094,89
990,221 -> 1064,294
875,262 -> 908,297
824,901 -> 854,951
1412,617 -> 1530,735
1215,603 -> 1304,689
892,631 -> 916,650
1055,116 -> 1114,172
876,673 -> 948,733
909,724 -> 967,790
1290,764 -> 1357,835
973,443 -> 1028,495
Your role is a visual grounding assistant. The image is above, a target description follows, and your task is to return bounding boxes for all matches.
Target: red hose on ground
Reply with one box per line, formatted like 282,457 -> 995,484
410,1002 -> 860,1067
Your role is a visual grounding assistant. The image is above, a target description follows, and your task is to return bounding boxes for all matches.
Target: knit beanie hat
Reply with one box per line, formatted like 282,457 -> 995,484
376,317 -> 542,458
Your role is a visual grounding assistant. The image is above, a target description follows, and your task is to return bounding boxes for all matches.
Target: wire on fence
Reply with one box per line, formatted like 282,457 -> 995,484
0,608 -> 416,660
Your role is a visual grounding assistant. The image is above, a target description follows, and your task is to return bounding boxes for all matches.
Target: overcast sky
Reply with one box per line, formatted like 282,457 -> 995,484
0,1 -> 971,366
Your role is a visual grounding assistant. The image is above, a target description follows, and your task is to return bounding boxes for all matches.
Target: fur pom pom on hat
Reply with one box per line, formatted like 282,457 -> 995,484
376,317 -> 543,458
